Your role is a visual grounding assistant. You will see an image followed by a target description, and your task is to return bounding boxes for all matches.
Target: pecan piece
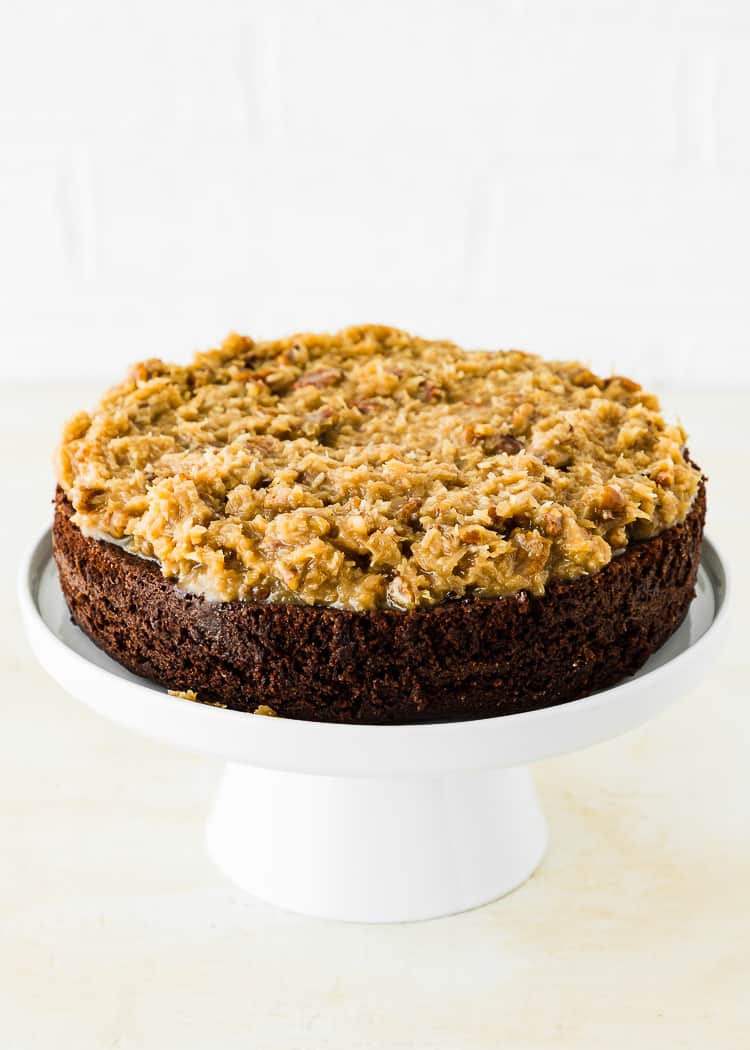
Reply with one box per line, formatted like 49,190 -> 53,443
543,506 -> 564,536
570,368 -> 604,389
600,484 -> 627,513
484,434 -> 523,455
293,368 -> 344,389
607,374 -> 641,393
417,380 -> 443,403
458,525 -> 484,544
394,496 -> 422,525
351,397 -> 378,415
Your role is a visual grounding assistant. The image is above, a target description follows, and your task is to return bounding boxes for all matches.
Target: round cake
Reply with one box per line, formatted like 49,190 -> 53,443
53,326 -> 705,724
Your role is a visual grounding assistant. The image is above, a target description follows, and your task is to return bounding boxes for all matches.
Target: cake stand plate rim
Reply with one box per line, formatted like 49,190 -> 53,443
19,526 -> 730,778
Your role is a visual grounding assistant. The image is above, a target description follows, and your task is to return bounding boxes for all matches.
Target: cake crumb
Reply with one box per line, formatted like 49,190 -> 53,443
168,688 -> 228,709
253,704 -> 279,717
168,688 -> 199,701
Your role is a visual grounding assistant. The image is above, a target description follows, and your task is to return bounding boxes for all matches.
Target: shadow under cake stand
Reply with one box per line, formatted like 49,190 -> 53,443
20,529 -> 729,923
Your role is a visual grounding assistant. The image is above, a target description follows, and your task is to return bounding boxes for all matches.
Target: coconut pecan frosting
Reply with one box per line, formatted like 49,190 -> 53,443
55,326 -> 701,611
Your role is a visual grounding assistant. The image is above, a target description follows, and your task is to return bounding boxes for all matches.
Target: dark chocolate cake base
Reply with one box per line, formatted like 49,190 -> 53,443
52,483 -> 705,724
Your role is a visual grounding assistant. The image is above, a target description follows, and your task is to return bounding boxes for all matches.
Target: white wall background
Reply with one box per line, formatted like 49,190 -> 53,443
2,0 -> 750,388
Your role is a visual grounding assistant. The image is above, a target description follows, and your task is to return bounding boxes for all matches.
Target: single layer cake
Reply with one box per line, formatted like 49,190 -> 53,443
53,326 -> 705,723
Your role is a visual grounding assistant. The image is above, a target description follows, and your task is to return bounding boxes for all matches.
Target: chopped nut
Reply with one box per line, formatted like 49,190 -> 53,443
351,398 -> 378,415
608,374 -> 641,393
600,484 -> 627,513
484,434 -> 523,456
652,463 -> 674,486
571,368 -> 605,389
543,506 -> 564,536
459,525 -> 483,544
292,368 -> 343,389
417,380 -> 442,403
394,497 -> 422,524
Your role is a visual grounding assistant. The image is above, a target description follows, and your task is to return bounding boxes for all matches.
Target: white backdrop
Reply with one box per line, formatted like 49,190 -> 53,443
2,1 -> 749,388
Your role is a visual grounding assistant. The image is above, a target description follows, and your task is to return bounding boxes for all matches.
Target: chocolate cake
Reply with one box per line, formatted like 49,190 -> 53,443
52,326 -> 705,724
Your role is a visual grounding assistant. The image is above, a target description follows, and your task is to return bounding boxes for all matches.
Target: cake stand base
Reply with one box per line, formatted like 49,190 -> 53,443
205,763 -> 547,922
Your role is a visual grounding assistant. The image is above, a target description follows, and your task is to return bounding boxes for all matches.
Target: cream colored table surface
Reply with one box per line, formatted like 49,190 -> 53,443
2,384 -> 748,1050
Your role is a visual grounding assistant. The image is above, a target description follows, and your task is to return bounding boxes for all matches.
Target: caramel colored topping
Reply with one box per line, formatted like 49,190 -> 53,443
56,326 -> 701,611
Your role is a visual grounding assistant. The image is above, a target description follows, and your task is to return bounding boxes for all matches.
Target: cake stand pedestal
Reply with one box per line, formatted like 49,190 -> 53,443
20,530 -> 728,923
206,764 -> 546,922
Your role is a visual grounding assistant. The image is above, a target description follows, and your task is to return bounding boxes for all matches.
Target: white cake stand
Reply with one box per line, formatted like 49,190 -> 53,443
20,528 -> 729,923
